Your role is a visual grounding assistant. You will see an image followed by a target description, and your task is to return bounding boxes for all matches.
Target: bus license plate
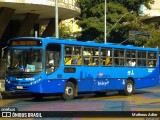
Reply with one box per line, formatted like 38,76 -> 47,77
16,86 -> 23,89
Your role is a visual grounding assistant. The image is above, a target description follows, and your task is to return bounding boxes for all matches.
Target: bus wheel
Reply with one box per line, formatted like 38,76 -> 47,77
62,82 -> 75,100
122,80 -> 134,96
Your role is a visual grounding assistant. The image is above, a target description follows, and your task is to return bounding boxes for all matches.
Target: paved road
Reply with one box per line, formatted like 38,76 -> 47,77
0,86 -> 160,120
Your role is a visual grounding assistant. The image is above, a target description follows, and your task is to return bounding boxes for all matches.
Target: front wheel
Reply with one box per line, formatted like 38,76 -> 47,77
118,80 -> 134,96
62,82 -> 75,100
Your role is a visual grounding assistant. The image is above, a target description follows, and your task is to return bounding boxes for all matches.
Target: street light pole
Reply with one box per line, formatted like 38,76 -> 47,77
55,0 -> 59,38
104,0 -> 107,43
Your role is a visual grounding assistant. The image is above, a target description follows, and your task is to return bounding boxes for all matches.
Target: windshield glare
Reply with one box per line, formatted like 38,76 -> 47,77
7,49 -> 43,73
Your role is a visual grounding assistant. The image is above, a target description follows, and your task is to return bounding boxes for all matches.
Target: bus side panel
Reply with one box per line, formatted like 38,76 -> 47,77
134,67 -> 159,89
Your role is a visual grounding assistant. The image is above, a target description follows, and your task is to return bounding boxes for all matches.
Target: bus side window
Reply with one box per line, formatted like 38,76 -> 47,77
64,46 -> 82,65
77,57 -> 82,65
101,48 -> 112,66
148,52 -> 157,67
137,51 -> 146,67
65,57 -> 72,65
83,49 -> 91,65
113,49 -> 124,66
71,46 -> 82,65
105,57 -> 112,65
64,46 -> 72,65
84,47 -> 99,66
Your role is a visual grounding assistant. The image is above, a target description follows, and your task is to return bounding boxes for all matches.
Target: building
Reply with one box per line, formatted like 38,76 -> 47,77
0,0 -> 80,78
142,0 -> 160,16
0,0 -> 80,48
142,0 -> 160,25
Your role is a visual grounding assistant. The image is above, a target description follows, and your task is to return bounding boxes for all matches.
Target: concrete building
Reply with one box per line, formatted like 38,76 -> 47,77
0,0 -> 80,48
142,0 -> 160,24
142,0 -> 160,16
0,0 -> 80,78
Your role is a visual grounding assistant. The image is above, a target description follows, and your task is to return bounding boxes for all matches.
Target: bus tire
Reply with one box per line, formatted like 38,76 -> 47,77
123,80 -> 134,96
62,82 -> 75,100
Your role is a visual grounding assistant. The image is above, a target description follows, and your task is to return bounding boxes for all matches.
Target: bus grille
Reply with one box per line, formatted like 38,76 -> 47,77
11,81 -> 30,85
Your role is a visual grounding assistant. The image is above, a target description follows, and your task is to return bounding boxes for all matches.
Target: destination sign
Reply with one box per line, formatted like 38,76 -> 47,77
10,40 -> 42,46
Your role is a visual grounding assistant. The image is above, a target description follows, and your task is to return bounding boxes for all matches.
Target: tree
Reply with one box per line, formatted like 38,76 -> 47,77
76,0 -> 155,44
108,0 -> 154,14
59,23 -> 76,39
145,29 -> 160,48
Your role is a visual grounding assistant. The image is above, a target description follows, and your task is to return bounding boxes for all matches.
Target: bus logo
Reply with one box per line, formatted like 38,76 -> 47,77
98,72 -> 103,76
127,70 -> 134,75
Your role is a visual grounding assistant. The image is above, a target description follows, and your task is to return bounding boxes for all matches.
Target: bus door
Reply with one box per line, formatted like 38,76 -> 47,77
46,44 -> 61,75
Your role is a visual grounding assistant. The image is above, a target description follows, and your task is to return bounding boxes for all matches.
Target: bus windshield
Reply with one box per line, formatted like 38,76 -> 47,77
7,49 -> 43,75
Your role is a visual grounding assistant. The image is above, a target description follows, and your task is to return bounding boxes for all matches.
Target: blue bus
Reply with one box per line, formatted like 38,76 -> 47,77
5,37 -> 159,100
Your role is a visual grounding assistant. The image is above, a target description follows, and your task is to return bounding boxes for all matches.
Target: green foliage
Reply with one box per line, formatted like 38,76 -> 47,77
76,0 -> 158,47
107,0 -> 154,13
145,29 -> 160,48
59,24 -> 76,39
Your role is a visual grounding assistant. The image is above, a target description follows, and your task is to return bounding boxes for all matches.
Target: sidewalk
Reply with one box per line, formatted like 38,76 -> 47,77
0,79 -> 5,99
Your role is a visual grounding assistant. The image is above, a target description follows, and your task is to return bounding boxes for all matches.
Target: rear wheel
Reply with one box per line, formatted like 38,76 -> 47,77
118,80 -> 134,96
62,82 -> 75,100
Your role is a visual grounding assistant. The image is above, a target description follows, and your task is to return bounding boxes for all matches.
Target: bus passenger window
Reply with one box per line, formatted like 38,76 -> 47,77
148,61 -> 153,67
64,46 -> 72,65
114,49 -> 124,66
101,48 -> 112,66
105,57 -> 112,65
65,56 -> 72,65
64,46 -> 82,65
137,51 -> 146,67
126,50 -> 136,66
83,48 -> 91,65
83,47 -> 99,66
72,56 -> 78,65
128,59 -> 136,66
148,52 -> 157,67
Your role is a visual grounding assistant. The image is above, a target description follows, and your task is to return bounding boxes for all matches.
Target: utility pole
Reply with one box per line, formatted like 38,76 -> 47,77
104,0 -> 107,43
55,0 -> 59,38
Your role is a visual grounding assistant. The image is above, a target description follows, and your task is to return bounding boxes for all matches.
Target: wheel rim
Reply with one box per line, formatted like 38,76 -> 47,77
65,86 -> 73,97
127,83 -> 133,93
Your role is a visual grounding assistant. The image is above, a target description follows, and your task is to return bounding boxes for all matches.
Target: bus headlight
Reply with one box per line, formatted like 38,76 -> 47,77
5,78 -> 11,84
30,77 -> 41,85
38,78 -> 41,81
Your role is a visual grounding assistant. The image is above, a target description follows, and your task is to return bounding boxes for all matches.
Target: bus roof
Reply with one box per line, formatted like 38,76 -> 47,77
9,37 -> 158,51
